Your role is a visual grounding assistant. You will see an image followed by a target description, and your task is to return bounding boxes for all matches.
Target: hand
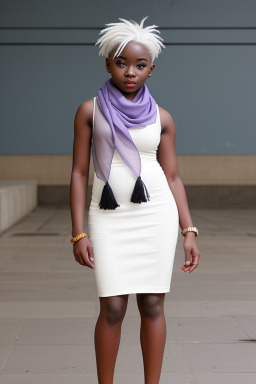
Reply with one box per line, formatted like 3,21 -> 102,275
180,232 -> 200,273
73,236 -> 95,269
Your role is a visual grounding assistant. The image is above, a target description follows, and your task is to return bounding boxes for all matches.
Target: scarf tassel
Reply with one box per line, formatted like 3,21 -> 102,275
99,177 -> 150,210
99,181 -> 120,210
131,176 -> 150,204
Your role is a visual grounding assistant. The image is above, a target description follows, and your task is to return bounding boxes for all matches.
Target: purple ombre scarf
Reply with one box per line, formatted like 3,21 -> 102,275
91,78 -> 157,210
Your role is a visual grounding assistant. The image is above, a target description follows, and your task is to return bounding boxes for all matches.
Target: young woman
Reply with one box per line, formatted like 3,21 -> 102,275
70,17 -> 200,384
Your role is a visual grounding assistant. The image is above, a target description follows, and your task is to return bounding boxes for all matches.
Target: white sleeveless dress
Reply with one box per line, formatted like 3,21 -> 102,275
88,96 -> 179,297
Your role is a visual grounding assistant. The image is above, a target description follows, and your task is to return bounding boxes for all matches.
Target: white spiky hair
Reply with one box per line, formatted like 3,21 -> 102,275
95,16 -> 165,64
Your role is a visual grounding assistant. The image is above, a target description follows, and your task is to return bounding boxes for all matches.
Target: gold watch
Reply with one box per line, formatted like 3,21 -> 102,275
181,226 -> 199,237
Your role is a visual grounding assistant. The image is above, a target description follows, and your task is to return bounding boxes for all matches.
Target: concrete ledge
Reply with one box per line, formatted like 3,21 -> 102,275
184,185 -> 256,207
0,180 -> 37,233
38,185 -> 256,207
38,185 -> 91,207
0,154 -> 256,186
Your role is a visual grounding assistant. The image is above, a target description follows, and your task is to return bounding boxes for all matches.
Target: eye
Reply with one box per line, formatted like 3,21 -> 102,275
116,61 -> 125,67
115,61 -> 146,69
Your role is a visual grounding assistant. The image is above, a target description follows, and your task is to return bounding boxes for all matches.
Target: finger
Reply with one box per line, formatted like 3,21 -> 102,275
182,262 -> 194,271
185,261 -> 199,273
184,247 -> 191,266
80,251 -> 94,268
87,246 -> 94,267
76,253 -> 87,266
181,261 -> 193,269
192,254 -> 200,265
189,263 -> 198,273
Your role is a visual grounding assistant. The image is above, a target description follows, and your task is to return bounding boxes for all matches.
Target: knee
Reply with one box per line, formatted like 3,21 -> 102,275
138,295 -> 163,320
102,298 -> 127,325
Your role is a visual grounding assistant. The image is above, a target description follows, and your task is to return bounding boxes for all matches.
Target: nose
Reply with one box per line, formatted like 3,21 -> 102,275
124,65 -> 135,77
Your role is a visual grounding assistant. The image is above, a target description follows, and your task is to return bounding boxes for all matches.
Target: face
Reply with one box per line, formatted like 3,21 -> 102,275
106,41 -> 155,101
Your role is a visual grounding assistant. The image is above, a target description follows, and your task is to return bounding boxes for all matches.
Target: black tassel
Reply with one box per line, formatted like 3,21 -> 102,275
131,176 -> 150,204
99,181 -> 120,210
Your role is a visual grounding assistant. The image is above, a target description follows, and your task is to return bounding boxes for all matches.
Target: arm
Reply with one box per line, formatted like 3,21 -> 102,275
69,99 -> 94,269
157,107 -> 200,273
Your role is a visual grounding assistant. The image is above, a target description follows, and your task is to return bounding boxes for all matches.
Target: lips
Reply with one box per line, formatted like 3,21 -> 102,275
124,81 -> 136,84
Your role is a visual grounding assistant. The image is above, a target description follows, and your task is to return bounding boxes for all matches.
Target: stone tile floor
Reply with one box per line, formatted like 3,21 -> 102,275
0,206 -> 255,383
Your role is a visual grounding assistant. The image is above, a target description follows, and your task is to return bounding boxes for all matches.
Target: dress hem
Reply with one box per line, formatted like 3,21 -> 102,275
97,286 -> 171,297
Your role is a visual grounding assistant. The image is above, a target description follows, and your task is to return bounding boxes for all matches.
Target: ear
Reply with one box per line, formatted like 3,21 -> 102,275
106,57 -> 111,73
148,64 -> 155,78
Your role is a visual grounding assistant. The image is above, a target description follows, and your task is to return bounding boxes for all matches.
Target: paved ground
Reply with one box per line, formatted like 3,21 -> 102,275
0,206 -> 255,383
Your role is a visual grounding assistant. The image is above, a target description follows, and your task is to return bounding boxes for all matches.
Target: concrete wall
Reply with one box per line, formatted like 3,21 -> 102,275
0,0 -> 255,205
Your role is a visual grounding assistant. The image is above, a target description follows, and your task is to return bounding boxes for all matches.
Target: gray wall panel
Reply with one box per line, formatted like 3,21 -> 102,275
1,0 -> 256,27
0,0 -> 255,155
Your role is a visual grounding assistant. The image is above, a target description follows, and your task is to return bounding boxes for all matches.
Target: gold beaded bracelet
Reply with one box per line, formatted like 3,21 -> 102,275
70,232 -> 88,245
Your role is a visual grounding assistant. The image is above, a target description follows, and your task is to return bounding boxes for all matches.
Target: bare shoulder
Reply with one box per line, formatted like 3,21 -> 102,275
74,97 -> 95,129
158,106 -> 176,135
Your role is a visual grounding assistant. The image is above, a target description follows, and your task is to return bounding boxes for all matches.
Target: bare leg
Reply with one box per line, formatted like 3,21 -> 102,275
136,293 -> 166,384
94,294 -> 129,384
